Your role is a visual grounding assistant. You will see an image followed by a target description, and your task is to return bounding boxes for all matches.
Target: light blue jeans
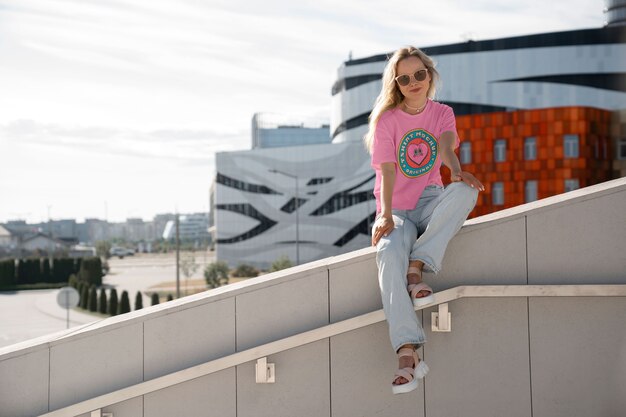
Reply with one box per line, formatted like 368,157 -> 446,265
374,182 -> 478,352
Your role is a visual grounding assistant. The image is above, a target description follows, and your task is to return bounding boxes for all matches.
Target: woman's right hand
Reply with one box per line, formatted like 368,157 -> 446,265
371,214 -> 395,246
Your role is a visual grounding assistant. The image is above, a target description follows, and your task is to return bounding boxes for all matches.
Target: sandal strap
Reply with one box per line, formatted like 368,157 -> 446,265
393,368 -> 414,383
408,282 -> 433,298
407,266 -> 422,276
397,347 -> 415,358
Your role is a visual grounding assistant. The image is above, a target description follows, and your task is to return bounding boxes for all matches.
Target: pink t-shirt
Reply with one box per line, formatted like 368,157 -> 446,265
371,99 -> 459,212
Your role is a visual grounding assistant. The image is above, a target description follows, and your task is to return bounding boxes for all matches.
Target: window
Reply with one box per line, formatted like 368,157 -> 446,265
492,182 -> 504,205
565,179 -> 580,192
494,139 -> 507,162
619,139 -> 626,160
564,134 -> 579,158
524,137 -> 537,160
525,180 -> 538,203
460,142 -> 472,164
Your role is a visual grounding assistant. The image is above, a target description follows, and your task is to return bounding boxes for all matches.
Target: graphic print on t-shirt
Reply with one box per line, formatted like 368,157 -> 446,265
397,128 -> 438,178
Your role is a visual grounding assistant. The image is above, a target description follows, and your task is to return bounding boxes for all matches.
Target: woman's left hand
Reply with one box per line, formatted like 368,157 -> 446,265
451,171 -> 485,191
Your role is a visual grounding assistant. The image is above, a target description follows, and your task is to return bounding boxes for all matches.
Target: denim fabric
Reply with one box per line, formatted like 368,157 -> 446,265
374,182 -> 478,352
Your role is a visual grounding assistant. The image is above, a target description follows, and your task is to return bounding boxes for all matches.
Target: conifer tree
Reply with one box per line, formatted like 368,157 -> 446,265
99,288 -> 108,315
109,288 -> 119,316
135,291 -> 143,310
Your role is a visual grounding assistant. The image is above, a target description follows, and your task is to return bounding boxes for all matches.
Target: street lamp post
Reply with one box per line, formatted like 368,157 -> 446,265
269,169 -> 300,265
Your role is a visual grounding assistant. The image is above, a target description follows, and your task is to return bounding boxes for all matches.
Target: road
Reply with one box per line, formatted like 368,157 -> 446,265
0,251 -> 215,349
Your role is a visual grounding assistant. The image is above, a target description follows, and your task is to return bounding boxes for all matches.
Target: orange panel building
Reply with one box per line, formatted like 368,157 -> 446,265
441,107 -> 615,217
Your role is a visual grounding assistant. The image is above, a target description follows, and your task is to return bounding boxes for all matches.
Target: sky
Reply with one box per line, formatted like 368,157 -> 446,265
0,0 -> 605,223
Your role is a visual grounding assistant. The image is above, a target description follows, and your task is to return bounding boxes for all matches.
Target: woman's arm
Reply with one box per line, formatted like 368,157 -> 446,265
440,131 -> 485,191
371,162 -> 396,246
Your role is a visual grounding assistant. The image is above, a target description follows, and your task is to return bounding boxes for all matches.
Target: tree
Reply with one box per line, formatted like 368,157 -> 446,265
270,256 -> 293,272
204,261 -> 229,289
52,258 -> 75,284
180,252 -> 199,295
151,293 -> 160,306
109,289 -> 119,316
0,259 -> 16,287
95,241 -> 112,260
118,291 -> 131,315
135,291 -> 143,310
68,274 -> 79,290
88,286 -> 98,312
80,284 -> 89,309
99,288 -> 108,315
78,257 -> 103,286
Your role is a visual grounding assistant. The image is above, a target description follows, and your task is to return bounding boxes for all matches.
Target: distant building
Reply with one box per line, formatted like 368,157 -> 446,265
252,113 -> 331,149
46,219 -> 78,240
162,213 -> 211,244
21,233 -> 71,253
0,225 -> 15,249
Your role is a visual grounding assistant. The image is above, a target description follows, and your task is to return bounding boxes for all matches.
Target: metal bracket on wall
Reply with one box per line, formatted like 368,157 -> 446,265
431,303 -> 452,332
255,357 -> 276,383
90,410 -> 113,417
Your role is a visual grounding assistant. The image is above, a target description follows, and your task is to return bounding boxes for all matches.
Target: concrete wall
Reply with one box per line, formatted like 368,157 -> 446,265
1,178 -> 625,417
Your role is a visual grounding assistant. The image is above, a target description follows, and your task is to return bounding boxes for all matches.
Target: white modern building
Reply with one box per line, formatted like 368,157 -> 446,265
331,25 -> 626,144
215,141 -> 373,268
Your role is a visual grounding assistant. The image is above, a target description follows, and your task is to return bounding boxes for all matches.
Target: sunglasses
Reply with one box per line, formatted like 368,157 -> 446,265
395,69 -> 428,87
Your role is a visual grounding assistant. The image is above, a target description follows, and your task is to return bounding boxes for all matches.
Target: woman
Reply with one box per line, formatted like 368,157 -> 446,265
366,46 -> 484,394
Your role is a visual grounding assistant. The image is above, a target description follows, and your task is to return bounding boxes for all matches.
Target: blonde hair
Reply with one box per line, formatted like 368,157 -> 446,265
363,46 -> 440,153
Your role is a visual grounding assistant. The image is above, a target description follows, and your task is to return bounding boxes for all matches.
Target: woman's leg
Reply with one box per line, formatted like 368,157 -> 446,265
410,182 -> 479,273
375,212 -> 426,353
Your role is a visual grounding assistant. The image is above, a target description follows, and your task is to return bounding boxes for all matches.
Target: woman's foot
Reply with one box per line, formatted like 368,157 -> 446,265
392,345 -> 429,394
407,261 -> 430,299
407,261 -> 435,307
393,348 -> 418,385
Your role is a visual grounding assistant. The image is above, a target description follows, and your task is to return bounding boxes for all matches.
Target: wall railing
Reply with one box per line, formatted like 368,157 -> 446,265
40,284 -> 626,417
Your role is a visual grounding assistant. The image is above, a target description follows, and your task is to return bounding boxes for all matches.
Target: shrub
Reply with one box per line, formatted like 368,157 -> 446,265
52,258 -> 75,283
166,294 -> 174,301
78,257 -> 103,286
109,289 -> 119,316
74,280 -> 83,299
99,288 -> 108,314
232,264 -> 259,278
74,258 -> 82,274
80,284 -> 89,309
88,286 -> 98,312
41,258 -> 52,282
270,256 -> 293,272
16,259 -> 40,285
135,291 -> 143,310
68,274 -> 79,290
118,291 -> 131,315
151,293 -> 160,306
204,261 -> 229,289
0,259 -> 16,287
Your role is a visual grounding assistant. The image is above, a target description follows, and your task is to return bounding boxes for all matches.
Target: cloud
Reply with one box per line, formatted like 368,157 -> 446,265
0,119 -> 248,165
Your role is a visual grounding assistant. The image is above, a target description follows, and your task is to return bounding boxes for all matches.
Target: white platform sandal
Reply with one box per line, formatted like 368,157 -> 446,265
407,267 -> 435,307
392,347 -> 429,394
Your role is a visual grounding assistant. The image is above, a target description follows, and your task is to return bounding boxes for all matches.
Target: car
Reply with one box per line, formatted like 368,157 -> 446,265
109,247 -> 135,258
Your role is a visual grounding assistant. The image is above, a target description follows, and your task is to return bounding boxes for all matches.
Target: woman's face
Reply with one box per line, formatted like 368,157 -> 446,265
395,56 -> 431,101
